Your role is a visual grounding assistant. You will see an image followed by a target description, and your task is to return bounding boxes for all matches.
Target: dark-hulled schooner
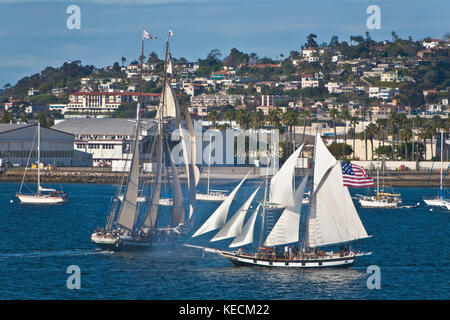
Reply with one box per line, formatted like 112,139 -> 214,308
91,30 -> 199,251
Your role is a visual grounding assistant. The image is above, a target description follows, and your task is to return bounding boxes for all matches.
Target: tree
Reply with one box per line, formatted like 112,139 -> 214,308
235,109 -> 250,130
281,108 -> 298,141
329,108 -> 339,142
327,142 -> 352,159
266,108 -> 281,129
300,109 -> 310,144
223,109 -> 235,126
340,110 -> 350,144
365,123 -> 377,159
250,110 -> 264,130
121,56 -> 127,66
350,117 -> 359,158
207,110 -> 219,128
0,110 -> 12,124
399,125 -> 412,160
305,33 -> 318,48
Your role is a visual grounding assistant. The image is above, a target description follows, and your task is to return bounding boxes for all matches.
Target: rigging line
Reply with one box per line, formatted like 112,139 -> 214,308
19,124 -> 38,194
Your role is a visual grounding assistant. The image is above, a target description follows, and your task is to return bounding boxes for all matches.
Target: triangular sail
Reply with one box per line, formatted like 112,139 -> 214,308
143,132 -> 162,228
180,103 -> 199,220
116,121 -> 141,231
269,145 -> 303,207
165,138 -> 185,226
307,135 -> 370,247
192,171 -> 251,237
229,204 -> 261,248
211,185 -> 261,242
264,174 -> 308,247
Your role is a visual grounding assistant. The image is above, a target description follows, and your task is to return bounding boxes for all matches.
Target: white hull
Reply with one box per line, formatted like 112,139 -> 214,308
359,198 -> 400,208
196,192 -> 228,202
423,198 -> 445,207
118,195 -> 172,206
17,194 -> 66,204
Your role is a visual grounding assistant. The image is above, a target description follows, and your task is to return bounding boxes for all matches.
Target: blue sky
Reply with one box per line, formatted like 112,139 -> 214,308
0,0 -> 448,86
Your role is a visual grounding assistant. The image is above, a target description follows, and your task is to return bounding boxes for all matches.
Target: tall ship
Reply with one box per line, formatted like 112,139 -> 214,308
91,30 -> 199,251
16,122 -> 68,204
185,134 -> 371,268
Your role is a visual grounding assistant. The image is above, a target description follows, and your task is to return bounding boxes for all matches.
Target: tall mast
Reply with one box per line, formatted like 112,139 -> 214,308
207,133 -> 212,195
440,130 -> 443,195
37,121 -> 40,193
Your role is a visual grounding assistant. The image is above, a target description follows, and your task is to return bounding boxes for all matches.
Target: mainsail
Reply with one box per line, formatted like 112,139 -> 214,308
264,174 -> 308,247
166,138 -> 185,226
211,185 -> 261,242
269,145 -> 303,207
116,121 -> 141,231
192,171 -> 251,237
306,134 -> 370,247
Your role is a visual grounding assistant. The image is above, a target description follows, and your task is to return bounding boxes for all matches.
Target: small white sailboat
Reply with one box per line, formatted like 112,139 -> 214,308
359,161 -> 401,208
186,135 -> 371,268
16,122 -> 67,204
196,133 -> 228,202
423,131 -> 448,208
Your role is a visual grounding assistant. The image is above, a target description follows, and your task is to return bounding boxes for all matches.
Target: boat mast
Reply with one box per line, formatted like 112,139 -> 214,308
207,133 -> 212,195
37,121 -> 40,194
440,130 -> 443,197
258,133 -> 272,246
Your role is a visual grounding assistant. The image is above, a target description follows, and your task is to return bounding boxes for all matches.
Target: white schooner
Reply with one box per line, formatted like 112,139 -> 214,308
185,134 -> 372,268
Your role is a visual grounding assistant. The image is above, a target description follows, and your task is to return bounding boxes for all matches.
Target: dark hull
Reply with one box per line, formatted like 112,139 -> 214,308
228,257 -> 354,269
93,240 -> 151,252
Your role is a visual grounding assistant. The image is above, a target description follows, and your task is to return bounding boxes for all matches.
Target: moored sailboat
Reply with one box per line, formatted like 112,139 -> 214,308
185,134 -> 372,268
16,122 -> 67,204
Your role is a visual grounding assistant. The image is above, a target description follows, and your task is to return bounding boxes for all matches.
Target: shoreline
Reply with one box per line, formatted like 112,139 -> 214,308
0,167 -> 446,187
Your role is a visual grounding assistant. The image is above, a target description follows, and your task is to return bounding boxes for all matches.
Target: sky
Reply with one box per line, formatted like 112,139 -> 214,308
0,0 -> 448,86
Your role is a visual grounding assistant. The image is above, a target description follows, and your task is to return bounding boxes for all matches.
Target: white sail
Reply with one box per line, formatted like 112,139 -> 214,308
192,171 -> 250,237
269,145 -> 303,207
264,174 -> 308,247
116,122 -> 140,231
229,204 -> 261,248
211,185 -> 261,242
307,135 -> 370,247
38,185 -> 56,192
167,55 -> 173,75
156,81 -> 179,119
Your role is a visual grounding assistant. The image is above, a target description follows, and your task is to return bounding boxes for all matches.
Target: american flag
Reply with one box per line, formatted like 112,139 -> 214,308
341,162 -> 374,188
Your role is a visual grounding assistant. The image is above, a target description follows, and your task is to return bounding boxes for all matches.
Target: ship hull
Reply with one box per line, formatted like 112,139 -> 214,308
91,233 -> 151,252
218,251 -> 369,269
17,194 -> 67,204
359,199 -> 399,208
423,198 -> 445,207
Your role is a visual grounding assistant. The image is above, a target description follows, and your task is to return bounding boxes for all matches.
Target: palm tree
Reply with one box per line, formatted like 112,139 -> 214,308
299,109 -> 310,144
329,108 -> 339,143
365,123 -> 377,159
208,110 -> 219,128
266,108 -> 281,129
375,118 -> 388,147
250,110 -> 264,130
388,111 -> 398,160
350,117 -> 359,159
340,110 -> 350,144
235,109 -> 250,130
281,109 -> 298,141
121,56 -> 127,66
399,125 -> 412,160
223,109 -> 235,126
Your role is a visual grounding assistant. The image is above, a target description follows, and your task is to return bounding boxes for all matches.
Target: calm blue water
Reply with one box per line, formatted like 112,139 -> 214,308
0,182 -> 448,300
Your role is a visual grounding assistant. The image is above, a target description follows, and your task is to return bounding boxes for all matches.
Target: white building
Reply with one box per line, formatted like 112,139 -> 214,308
52,118 -> 156,168
0,123 -> 91,167
301,74 -> 319,88
68,91 -> 160,114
